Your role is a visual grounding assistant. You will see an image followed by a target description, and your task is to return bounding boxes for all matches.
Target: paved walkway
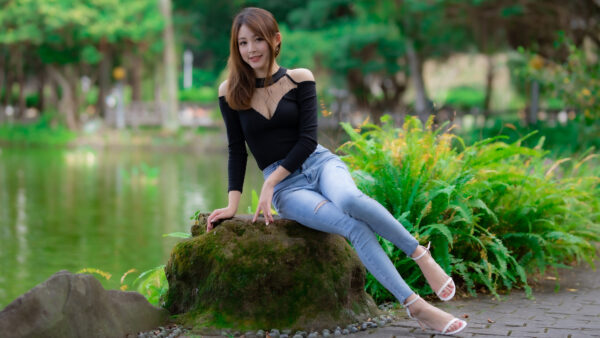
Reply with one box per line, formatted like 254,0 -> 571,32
353,260 -> 600,338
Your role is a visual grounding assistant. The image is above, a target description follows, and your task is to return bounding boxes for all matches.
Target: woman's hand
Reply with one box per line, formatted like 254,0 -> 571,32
253,181 -> 275,225
206,206 -> 236,232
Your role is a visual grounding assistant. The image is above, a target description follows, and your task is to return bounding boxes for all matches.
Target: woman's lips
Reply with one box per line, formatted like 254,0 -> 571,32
249,55 -> 262,62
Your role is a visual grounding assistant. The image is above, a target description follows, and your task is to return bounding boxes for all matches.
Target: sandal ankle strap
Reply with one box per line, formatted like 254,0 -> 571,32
411,242 -> 431,261
403,294 -> 421,308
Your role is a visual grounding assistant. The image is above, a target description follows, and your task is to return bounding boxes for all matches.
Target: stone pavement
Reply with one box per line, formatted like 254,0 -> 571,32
351,259 -> 600,338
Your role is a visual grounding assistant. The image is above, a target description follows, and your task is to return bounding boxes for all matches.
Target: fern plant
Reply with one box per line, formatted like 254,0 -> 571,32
339,115 -> 600,302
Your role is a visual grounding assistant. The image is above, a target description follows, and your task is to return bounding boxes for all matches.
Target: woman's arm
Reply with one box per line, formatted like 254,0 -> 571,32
252,165 -> 290,225
207,81 -> 247,231
253,68 -> 317,225
207,190 -> 241,232
278,68 -> 318,172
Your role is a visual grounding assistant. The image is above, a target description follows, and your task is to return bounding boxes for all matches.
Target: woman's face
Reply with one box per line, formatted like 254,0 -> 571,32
237,24 -> 272,76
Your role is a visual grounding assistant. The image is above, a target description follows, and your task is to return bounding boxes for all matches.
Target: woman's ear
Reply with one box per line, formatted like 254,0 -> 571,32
274,32 -> 282,46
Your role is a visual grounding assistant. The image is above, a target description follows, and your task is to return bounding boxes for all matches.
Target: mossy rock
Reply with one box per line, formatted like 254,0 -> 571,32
164,214 -> 381,333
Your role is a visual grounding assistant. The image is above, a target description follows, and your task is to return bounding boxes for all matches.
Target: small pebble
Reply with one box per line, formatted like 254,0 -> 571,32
361,322 -> 368,331
293,334 -> 302,338
257,329 -> 265,338
245,331 -> 256,338
377,320 -> 386,327
280,334 -> 289,338
342,329 -> 349,335
270,329 -> 280,338
334,329 -> 342,336
308,332 -> 319,338
349,327 -> 358,334
322,329 -> 331,337
282,329 -> 292,335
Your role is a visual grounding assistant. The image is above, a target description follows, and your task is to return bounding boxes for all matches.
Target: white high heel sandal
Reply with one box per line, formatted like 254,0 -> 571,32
404,295 -> 467,336
412,242 -> 456,301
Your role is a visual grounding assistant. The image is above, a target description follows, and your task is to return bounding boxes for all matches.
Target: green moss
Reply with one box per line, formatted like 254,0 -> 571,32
165,216 -> 379,332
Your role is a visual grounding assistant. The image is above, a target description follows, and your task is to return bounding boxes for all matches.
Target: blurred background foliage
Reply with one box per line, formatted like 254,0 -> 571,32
1,0 -> 599,304
0,0 -> 598,137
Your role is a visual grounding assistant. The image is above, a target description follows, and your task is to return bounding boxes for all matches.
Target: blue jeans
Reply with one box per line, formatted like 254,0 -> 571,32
263,144 -> 419,303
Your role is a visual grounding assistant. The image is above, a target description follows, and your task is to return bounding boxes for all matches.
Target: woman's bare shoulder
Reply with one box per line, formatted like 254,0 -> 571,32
218,80 -> 228,97
287,68 -> 315,83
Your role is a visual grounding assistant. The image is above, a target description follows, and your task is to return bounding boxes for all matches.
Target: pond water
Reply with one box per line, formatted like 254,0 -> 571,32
0,138 -> 266,308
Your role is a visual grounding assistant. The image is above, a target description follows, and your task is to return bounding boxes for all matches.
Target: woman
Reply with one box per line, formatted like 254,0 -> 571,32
207,7 -> 467,336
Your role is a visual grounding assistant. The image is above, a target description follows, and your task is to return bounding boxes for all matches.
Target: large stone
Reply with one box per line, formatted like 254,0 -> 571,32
165,214 -> 381,333
0,270 -> 169,338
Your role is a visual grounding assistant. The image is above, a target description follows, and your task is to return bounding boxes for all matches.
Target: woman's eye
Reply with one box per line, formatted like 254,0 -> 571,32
239,41 -> 246,46
256,37 -> 263,41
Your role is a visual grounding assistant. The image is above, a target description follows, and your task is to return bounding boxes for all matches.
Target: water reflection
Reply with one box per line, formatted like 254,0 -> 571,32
0,143 -> 264,308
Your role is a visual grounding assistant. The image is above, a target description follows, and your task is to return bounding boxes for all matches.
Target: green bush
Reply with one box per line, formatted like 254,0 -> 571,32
339,115 -> 600,302
460,116 -> 600,157
441,86 -> 485,111
0,111 -> 76,145
178,86 -> 217,103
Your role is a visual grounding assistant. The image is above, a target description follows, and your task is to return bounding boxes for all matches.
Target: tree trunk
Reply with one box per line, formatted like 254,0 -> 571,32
97,40 -> 111,119
528,80 -> 539,125
0,51 -> 5,118
482,54 -> 495,121
154,63 -> 164,125
48,65 -> 79,130
3,50 -> 13,110
16,48 -> 26,119
38,64 -> 46,114
160,0 -> 179,131
129,50 -> 143,102
405,38 -> 430,125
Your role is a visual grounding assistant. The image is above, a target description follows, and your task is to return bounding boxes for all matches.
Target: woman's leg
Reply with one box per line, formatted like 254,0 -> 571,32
274,186 -> 415,304
317,158 -> 418,255
318,157 -> 454,300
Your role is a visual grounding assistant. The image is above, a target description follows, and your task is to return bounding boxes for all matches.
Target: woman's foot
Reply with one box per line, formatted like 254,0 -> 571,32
404,294 -> 467,335
411,243 -> 455,301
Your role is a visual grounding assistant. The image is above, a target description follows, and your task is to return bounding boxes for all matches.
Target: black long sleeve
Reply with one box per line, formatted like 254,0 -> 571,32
219,96 -> 248,192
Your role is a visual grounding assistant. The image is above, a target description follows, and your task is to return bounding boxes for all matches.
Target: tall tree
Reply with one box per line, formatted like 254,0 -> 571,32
160,0 -> 179,132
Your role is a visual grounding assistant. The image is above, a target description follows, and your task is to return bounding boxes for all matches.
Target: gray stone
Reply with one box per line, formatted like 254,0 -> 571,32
0,270 -> 168,338
269,329 -> 280,338
377,320 -> 386,327
342,329 -> 349,335
350,326 -> 358,333
257,329 -> 265,337
322,328 -> 331,337
245,330 -> 256,338
334,329 -> 342,336
360,322 -> 368,330
308,332 -> 319,338
280,334 -> 289,338
166,215 -> 381,332
282,329 -> 292,335
292,334 -> 302,338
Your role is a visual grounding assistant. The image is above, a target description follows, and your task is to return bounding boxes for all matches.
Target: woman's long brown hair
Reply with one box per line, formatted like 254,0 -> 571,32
226,7 -> 281,110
